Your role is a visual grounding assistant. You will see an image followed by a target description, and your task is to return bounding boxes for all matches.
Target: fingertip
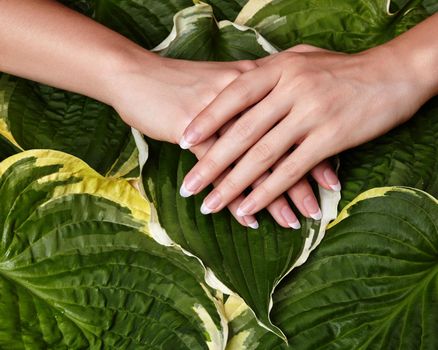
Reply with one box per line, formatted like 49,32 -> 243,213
280,206 -> 301,230
243,216 -> 259,230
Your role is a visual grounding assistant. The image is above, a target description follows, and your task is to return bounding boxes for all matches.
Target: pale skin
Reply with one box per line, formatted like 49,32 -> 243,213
0,0 -> 339,229
180,13 -> 438,218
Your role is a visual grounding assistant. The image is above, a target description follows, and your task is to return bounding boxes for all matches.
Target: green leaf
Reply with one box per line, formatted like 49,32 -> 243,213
339,97 -> 438,208
155,3 -> 276,60
251,187 -> 438,349
1,75 -> 139,179
235,0 -> 428,51
202,0 -> 249,21
0,150 -> 227,349
423,0 -> 438,13
94,0 -> 194,49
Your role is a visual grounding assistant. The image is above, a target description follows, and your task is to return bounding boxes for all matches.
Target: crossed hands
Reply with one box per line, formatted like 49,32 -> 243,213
115,44 -> 428,229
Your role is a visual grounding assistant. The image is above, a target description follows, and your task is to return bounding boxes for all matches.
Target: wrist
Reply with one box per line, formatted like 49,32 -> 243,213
100,43 -> 164,107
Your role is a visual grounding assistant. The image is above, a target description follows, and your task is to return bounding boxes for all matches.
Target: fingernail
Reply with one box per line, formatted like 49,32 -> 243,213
200,191 -> 222,215
180,173 -> 202,197
303,195 -> 322,220
179,130 -> 201,149
236,198 -> 256,217
280,206 -> 301,230
323,168 -> 341,192
244,216 -> 259,230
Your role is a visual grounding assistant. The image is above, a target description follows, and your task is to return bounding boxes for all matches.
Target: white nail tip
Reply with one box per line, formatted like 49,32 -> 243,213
247,221 -> 259,230
288,221 -> 301,230
179,136 -> 192,150
310,209 -> 323,221
200,203 -> 212,215
329,181 -> 342,192
179,184 -> 193,198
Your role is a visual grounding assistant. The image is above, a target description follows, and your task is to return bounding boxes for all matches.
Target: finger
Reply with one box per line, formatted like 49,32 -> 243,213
196,114 -> 309,215
235,133 -> 330,217
252,172 -> 301,229
179,65 -> 280,149
286,177 -> 322,220
180,92 -> 290,198
256,44 -> 331,67
310,160 -> 341,192
190,138 -> 258,228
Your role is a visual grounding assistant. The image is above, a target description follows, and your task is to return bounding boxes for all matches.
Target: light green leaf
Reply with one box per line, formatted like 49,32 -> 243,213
251,187 -> 438,349
339,97 -> 438,208
0,75 -> 139,179
235,0 -> 428,51
94,0 -> 194,49
0,150 -> 227,350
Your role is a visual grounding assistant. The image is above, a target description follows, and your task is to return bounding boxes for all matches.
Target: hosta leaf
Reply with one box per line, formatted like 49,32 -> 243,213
202,0 -> 249,21
0,74 -> 139,179
249,187 -> 438,349
235,0 -> 428,52
59,0 -> 96,16
340,97 -> 438,208
0,150 -> 227,349
94,0 -> 194,49
423,0 -> 438,13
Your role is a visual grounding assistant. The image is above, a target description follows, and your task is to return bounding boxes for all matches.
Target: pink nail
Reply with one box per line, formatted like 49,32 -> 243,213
180,173 -> 202,197
236,198 -> 256,217
280,207 -> 301,230
323,168 -> 341,192
179,129 -> 201,149
303,195 -> 322,220
200,191 -> 222,215
243,216 -> 259,230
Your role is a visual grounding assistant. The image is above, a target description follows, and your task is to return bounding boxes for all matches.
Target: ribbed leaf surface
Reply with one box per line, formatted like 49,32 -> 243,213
0,150 -> 227,349
0,74 -> 139,179
232,187 -> 438,349
340,98 -> 438,208
236,0 -> 428,51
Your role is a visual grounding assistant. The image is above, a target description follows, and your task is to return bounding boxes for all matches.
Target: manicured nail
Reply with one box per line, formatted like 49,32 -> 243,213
303,195 -> 322,220
200,191 -> 222,215
179,129 -> 201,149
236,198 -> 256,217
244,216 -> 259,230
323,168 -> 341,192
180,173 -> 202,198
280,206 -> 301,230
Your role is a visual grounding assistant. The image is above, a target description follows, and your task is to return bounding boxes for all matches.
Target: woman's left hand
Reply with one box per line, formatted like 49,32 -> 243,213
178,43 -> 431,217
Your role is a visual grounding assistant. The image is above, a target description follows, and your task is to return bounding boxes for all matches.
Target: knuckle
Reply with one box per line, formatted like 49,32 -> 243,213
252,142 -> 274,163
239,60 -> 258,72
229,81 -> 251,101
279,160 -> 299,181
223,177 -> 239,192
231,119 -> 253,140
203,157 -> 219,173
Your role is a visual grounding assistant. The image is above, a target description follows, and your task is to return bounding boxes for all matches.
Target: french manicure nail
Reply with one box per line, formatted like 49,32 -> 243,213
200,192 -> 222,215
236,198 -> 256,217
244,216 -> 259,230
179,130 -> 201,149
323,168 -> 341,192
303,195 -> 322,221
280,206 -> 301,230
180,173 -> 202,198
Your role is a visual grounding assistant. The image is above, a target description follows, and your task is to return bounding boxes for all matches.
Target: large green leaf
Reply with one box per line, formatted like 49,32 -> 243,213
339,97 -> 438,208
0,150 -> 227,349
0,73 -> 139,179
94,0 -> 194,49
202,0 -> 250,21
141,4 -> 341,340
231,187 -> 438,349
235,0 -> 428,51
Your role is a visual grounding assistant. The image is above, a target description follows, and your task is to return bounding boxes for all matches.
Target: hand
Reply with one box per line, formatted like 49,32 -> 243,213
110,53 -> 330,229
178,43 -> 431,218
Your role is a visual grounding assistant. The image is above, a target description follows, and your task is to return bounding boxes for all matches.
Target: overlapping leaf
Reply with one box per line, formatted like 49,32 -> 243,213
237,187 -> 438,349
235,0 -> 428,51
339,97 -> 438,208
0,150 -> 227,349
0,73 -> 139,179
